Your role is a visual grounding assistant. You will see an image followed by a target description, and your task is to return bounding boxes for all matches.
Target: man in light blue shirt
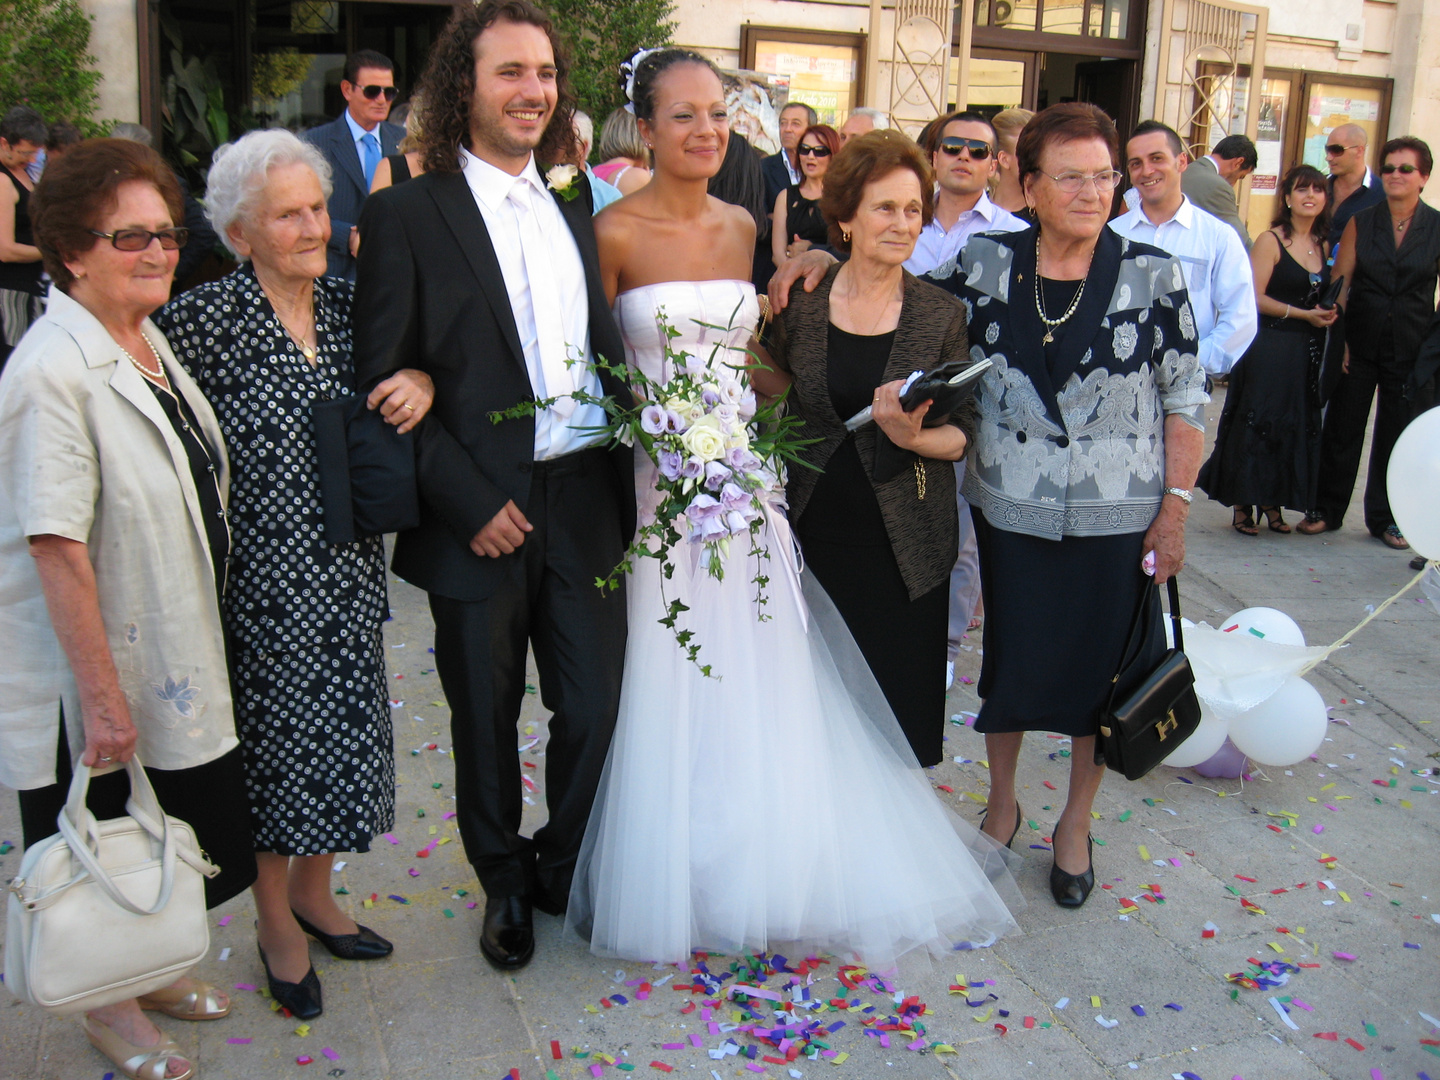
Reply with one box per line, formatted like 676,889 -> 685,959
905,111 -> 1027,277
574,111 -> 623,213
1111,120 -> 1256,377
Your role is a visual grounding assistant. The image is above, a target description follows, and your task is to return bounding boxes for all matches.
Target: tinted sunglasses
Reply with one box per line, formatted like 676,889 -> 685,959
360,85 -> 398,101
937,136 -> 992,159
1324,143 -> 1359,156
89,227 -> 190,251
797,143 -> 832,158
1381,162 -> 1420,174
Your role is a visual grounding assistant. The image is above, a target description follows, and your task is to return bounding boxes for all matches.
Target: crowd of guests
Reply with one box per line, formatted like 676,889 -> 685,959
0,7 -> 1435,1076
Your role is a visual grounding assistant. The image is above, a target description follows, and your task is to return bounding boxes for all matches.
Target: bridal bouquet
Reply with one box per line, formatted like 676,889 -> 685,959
492,306 -> 816,675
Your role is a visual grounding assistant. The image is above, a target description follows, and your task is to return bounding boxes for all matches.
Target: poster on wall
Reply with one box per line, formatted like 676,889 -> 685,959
750,39 -> 860,127
1303,86 -> 1386,170
720,70 -> 789,156
1250,92 -> 1285,193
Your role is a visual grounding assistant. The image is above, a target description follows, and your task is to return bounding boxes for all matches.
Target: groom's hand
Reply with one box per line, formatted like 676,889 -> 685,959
471,501 -> 533,558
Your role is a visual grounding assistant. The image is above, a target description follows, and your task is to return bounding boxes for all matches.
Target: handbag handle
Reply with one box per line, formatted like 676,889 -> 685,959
54,758 -> 214,917
1109,573 -> 1185,710
1164,576 -> 1184,653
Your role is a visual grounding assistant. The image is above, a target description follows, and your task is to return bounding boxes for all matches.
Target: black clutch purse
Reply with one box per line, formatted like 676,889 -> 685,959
1095,575 -> 1202,781
311,395 -> 419,545
1316,273 -> 1344,310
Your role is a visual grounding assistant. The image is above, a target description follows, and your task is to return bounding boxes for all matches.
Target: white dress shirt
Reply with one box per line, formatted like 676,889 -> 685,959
1110,195 -> 1257,375
904,190 -> 1028,276
459,147 -> 606,459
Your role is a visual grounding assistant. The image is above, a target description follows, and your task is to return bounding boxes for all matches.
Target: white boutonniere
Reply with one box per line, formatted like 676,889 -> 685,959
545,164 -> 580,202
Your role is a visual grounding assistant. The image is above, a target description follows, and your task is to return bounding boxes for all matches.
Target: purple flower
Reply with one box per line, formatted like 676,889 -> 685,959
685,494 -> 729,540
640,404 -> 667,435
680,457 -> 704,480
665,409 -> 688,434
657,449 -> 683,481
703,461 -> 732,491
725,510 -> 752,535
701,388 -> 721,407
719,481 -> 751,513
725,446 -> 760,472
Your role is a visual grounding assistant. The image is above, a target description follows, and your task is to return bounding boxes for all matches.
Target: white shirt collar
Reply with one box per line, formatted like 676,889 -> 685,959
343,109 -> 378,144
1131,192 -> 1196,229
459,146 -> 547,214
928,189 -> 1002,233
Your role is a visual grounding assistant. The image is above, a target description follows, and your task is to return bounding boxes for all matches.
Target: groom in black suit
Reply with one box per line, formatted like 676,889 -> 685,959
353,0 -> 633,970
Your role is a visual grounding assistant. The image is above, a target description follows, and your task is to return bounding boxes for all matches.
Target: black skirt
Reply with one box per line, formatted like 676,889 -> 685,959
18,714 -> 257,909
972,512 -> 1163,738
1198,322 -> 1324,510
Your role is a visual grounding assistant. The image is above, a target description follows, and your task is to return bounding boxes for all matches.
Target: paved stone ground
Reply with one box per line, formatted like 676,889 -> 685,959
2,390 -> 1438,1080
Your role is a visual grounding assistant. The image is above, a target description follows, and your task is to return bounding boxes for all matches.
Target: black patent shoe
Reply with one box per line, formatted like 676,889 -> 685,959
979,802 -> 1024,849
259,945 -> 323,1019
480,895 -> 534,970
292,910 -> 394,960
1049,835 -> 1095,908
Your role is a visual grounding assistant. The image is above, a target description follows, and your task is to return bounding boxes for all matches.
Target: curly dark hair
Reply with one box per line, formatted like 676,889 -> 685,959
627,48 -> 722,123
1271,164 -> 1331,243
416,0 -> 577,175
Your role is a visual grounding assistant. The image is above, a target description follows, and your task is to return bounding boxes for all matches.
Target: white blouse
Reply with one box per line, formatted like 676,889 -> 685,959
0,287 -> 238,789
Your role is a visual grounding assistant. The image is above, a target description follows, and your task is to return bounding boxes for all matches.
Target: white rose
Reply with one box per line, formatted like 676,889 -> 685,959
545,163 -> 578,191
666,397 -> 705,425
726,429 -> 751,451
711,403 -> 740,431
680,414 -> 728,461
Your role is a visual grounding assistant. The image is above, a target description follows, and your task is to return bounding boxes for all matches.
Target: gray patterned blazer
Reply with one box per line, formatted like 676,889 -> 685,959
927,226 -> 1207,541
768,264 -> 975,600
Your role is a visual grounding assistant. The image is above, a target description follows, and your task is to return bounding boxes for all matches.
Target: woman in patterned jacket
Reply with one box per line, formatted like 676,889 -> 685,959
927,103 -> 1207,909
157,130 -> 431,1019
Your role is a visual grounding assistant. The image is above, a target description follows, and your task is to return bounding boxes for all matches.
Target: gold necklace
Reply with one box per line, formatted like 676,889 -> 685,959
261,285 -> 318,362
1034,236 -> 1091,345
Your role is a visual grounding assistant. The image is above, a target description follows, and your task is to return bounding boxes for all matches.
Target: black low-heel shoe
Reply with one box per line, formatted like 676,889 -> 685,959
259,945 -> 323,1019
980,803 -> 1025,849
292,910 -> 394,960
1049,835 -> 1095,908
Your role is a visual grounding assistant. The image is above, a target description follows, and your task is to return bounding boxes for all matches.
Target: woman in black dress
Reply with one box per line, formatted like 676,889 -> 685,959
771,123 -> 838,267
1199,164 -> 1336,532
0,107 -> 47,372
757,130 -> 973,768
158,130 -> 432,1019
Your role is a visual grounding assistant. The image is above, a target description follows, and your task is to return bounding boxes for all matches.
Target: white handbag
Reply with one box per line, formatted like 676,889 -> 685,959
5,757 -> 219,1014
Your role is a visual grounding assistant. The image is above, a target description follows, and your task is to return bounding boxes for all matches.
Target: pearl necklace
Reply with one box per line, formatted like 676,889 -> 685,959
119,334 -> 167,384
1034,236 -> 1091,345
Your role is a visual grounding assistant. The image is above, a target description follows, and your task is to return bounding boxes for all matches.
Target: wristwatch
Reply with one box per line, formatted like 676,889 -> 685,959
1163,486 -> 1194,505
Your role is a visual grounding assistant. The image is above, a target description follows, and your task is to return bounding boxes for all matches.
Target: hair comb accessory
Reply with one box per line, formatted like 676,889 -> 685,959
620,48 -> 662,114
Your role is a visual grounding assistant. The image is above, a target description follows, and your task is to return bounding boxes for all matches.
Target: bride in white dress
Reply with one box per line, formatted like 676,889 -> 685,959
565,49 -> 1021,969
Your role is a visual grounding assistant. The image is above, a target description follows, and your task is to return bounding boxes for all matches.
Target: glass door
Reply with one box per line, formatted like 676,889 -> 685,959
953,48 -> 1035,113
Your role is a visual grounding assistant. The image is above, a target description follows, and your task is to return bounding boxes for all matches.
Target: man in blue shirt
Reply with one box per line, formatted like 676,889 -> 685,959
303,50 -> 404,280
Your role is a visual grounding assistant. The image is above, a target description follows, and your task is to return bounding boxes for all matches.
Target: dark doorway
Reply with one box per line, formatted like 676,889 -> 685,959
1075,58 -> 1137,137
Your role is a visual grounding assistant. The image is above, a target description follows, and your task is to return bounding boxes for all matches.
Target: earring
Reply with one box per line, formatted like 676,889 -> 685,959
842,231 -> 851,243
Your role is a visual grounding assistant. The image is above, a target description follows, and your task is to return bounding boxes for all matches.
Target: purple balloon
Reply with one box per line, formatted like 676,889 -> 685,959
1194,738 -> 1248,778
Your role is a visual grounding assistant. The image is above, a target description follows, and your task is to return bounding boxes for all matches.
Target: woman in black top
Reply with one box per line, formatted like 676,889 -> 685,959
771,123 -> 838,267
1200,165 -> 1337,531
0,107 -> 47,371
1304,136 -> 1440,548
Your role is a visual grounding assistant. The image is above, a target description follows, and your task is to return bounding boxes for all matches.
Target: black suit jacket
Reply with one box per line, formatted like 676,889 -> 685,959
303,114 -> 404,279
353,169 -> 636,603
761,151 -> 794,210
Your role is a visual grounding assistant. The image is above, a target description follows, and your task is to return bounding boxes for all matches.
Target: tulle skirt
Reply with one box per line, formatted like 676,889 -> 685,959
566,516 -> 1022,969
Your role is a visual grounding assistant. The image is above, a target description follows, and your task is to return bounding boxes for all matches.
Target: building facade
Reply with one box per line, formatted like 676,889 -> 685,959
77,0 -> 1440,223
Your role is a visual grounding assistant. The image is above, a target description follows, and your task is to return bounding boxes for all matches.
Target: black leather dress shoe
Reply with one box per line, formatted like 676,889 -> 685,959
259,945 -> 323,1019
527,885 -> 566,918
1049,835 -> 1095,908
480,895 -> 535,969
293,910 -> 394,960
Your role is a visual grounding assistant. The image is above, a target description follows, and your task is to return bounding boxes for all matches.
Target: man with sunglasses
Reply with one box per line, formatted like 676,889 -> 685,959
303,49 -> 404,280
904,111 -> 1026,277
1324,123 -> 1383,253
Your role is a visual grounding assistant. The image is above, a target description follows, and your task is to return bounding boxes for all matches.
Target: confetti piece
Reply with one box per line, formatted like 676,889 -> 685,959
1269,997 -> 1299,1030
1131,1005 -> 1146,1016
296,1056 -> 313,1066
1345,1038 -> 1365,1051
649,1064 -> 674,1074
1137,845 -> 1149,860
226,1037 -> 252,1045
1333,951 -> 1356,961
1055,997 -> 1069,1010
1091,996 -> 1102,1007
321,1049 -> 339,1061
1095,1015 -> 1119,1028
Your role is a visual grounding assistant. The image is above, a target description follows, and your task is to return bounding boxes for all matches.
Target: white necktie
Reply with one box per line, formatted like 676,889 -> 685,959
507,180 -> 575,421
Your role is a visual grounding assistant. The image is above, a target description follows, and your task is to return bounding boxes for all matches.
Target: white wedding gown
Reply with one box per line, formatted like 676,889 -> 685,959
566,279 -> 1021,968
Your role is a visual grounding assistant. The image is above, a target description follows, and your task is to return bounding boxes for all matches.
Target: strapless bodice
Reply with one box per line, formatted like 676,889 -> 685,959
612,279 -> 759,384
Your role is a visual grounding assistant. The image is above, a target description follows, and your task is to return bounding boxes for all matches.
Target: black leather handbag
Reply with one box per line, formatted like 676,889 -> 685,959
1095,575 -> 1202,781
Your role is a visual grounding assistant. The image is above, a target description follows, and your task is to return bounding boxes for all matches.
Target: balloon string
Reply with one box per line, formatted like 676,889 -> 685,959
1297,561 -> 1434,677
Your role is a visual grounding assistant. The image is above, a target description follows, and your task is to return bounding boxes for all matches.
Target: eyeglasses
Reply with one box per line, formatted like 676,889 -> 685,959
1040,170 -> 1122,194
937,136 -> 992,159
1324,143 -> 1360,156
360,85 -> 398,101
797,144 -> 832,158
1381,162 -> 1421,175
88,227 -> 190,251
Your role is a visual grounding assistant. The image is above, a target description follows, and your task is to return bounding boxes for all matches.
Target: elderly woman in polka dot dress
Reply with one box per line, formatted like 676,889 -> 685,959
156,129 -> 433,1019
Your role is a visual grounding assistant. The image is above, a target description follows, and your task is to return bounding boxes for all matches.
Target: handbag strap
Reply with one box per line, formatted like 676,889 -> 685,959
1166,575 -> 1185,652
1108,572 -> 1185,710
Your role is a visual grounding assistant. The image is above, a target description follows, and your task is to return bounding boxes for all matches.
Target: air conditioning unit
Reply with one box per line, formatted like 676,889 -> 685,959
994,0 -> 1015,25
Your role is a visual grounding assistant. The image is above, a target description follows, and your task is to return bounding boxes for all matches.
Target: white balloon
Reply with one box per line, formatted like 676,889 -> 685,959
1161,700 -> 1229,768
1221,607 -> 1306,647
1387,407 -> 1440,559
1228,675 -> 1328,766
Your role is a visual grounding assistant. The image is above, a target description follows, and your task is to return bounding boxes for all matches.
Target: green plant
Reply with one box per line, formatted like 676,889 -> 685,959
549,0 -> 677,123
0,0 -> 107,134
159,10 -> 230,182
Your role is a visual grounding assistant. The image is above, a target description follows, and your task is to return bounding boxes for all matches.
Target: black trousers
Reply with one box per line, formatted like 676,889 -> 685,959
1313,351 -> 1414,534
429,448 -> 627,906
